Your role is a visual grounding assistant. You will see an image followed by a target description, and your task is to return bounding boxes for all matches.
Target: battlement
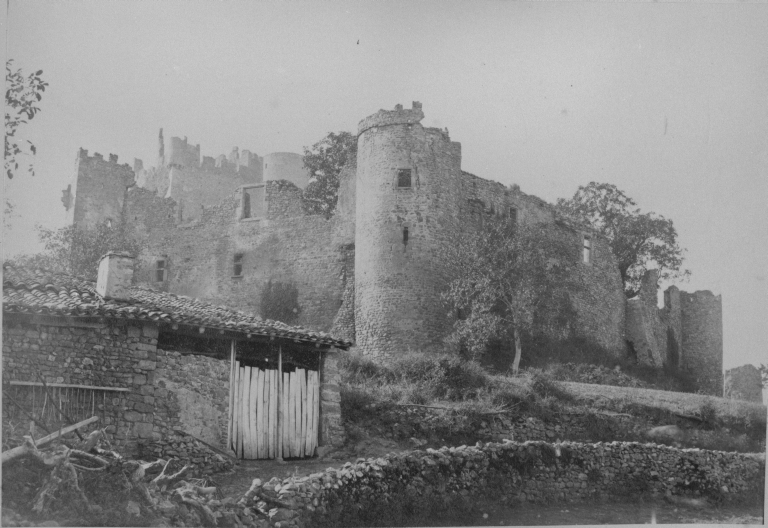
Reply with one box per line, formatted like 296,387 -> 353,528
76,148 -> 133,171
357,101 -> 425,135
680,289 -> 722,304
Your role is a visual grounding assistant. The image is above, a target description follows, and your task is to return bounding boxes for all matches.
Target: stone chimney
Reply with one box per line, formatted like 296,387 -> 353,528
96,252 -> 134,301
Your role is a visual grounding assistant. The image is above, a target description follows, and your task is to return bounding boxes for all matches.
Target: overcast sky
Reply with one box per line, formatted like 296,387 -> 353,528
4,1 -> 767,373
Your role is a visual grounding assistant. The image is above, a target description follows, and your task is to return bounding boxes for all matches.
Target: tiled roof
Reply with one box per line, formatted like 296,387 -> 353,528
3,263 -> 351,349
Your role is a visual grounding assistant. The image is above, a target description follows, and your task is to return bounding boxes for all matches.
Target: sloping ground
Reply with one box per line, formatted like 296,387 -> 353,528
559,380 -> 766,419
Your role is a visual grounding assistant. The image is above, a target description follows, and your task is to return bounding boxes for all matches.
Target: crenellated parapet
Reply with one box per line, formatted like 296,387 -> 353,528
357,101 -> 425,135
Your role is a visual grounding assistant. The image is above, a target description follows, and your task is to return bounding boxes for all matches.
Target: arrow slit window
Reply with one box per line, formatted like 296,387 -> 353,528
582,236 -> 592,264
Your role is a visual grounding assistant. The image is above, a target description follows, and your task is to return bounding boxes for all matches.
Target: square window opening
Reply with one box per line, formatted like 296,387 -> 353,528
233,254 -> 244,277
155,259 -> 166,282
397,169 -> 412,188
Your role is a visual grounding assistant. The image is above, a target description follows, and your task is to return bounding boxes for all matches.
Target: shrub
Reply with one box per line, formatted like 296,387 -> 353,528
698,399 -> 718,430
260,280 -> 301,324
340,385 -> 377,422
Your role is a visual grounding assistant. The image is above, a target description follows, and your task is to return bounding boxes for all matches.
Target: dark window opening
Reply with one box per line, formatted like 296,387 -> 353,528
666,327 -> 680,369
582,235 -> 592,263
626,340 -> 638,364
233,254 -> 244,277
510,207 -> 518,224
242,191 -> 251,218
403,226 -> 409,245
397,169 -> 412,188
155,259 -> 166,282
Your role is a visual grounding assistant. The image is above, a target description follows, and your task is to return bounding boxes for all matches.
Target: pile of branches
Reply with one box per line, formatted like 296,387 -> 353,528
1,416 -> 222,527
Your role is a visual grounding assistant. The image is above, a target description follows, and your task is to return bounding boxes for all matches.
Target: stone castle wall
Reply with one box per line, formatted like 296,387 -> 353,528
63,103 -> 721,385
67,150 -> 135,228
724,364 -> 763,403
681,290 -> 723,396
355,102 -> 464,358
126,179 -> 352,332
625,270 -> 723,395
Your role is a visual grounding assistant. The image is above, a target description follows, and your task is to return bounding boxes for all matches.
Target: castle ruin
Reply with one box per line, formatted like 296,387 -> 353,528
62,102 -> 725,395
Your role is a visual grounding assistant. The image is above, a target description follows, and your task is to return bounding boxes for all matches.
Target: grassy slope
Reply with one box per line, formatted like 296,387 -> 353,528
559,380 -> 766,419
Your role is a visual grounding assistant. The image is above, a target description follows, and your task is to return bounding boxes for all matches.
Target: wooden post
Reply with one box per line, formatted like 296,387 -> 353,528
277,346 -> 283,462
227,340 -> 236,453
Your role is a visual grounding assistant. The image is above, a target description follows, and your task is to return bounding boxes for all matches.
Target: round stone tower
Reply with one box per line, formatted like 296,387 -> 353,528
355,102 -> 463,359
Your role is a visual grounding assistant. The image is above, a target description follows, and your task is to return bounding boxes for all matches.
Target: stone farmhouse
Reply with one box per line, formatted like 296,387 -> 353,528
2,253 -> 349,462
59,102 -> 723,395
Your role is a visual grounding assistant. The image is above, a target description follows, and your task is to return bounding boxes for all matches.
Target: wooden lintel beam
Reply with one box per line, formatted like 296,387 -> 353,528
8,381 -> 130,392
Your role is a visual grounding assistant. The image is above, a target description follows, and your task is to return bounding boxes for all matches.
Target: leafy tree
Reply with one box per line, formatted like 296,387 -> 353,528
260,280 -> 301,324
759,364 -> 768,389
9,222 -> 140,279
442,217 -> 582,374
5,60 -> 48,179
556,182 -> 689,298
302,131 -> 357,216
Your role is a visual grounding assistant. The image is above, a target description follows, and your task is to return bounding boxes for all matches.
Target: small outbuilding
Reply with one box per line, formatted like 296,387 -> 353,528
2,252 -> 349,463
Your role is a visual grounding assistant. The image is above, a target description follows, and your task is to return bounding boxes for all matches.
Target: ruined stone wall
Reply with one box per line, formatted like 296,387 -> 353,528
625,271 -> 686,369
67,150 -> 135,228
2,317 -> 159,455
263,152 -> 310,189
355,103 -> 464,358
128,181 -> 353,334
724,365 -> 763,403
682,291 -> 723,396
567,232 -> 626,354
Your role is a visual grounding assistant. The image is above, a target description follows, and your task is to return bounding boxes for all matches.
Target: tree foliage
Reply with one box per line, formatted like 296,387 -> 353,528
5,59 -> 48,180
441,217 -> 582,373
9,222 -> 141,280
556,182 -> 689,298
759,364 -> 768,389
301,131 -> 357,216
260,280 -> 301,325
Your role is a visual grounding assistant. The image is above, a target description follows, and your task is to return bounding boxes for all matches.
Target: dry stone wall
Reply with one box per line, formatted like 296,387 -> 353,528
224,440 -> 764,527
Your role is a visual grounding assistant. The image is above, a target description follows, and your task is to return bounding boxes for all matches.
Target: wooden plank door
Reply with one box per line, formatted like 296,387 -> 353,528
229,362 -> 319,459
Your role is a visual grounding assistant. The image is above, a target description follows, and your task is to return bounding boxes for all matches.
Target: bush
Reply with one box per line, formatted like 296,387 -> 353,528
260,280 -> 301,324
698,399 -> 718,430
340,385 -> 377,422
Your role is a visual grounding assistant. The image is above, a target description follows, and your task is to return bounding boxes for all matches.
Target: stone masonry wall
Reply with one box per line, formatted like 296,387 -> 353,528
127,181 -> 351,335
625,271 -> 687,371
227,440 -> 764,527
724,364 -> 763,403
140,348 -> 235,474
319,348 -> 345,447
355,103 -> 465,358
67,149 -> 135,228
2,318 -> 158,455
681,291 -> 723,396
456,168 -> 626,355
